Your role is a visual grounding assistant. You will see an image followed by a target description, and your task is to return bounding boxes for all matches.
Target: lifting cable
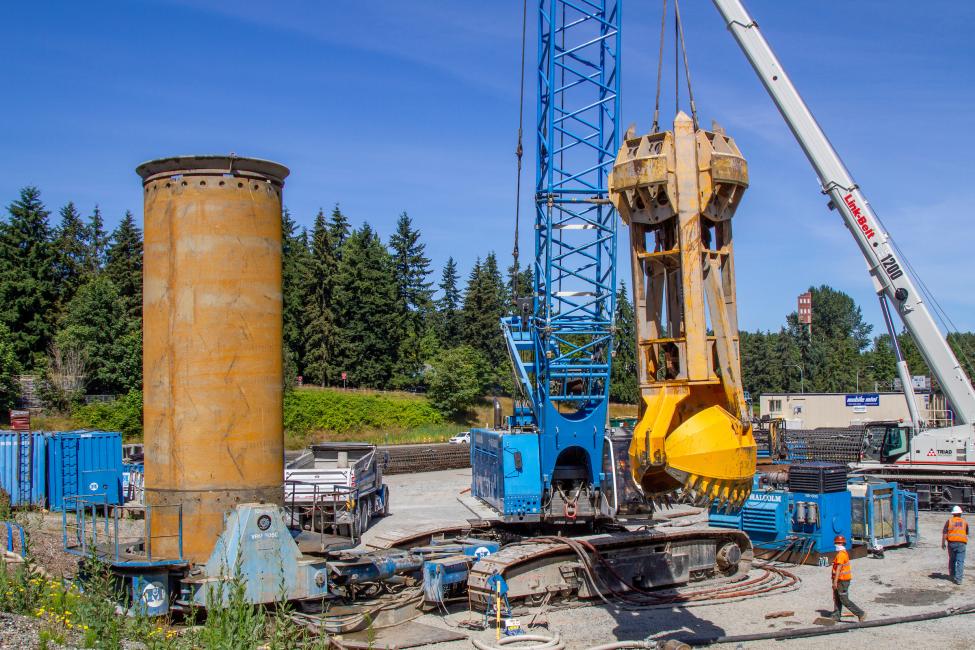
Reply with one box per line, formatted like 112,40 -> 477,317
650,0 -> 668,133
673,0 -> 699,129
889,235 -> 975,371
652,0 -> 699,131
511,0 -> 529,310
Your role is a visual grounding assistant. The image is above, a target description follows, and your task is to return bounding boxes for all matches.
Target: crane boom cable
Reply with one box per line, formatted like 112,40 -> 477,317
651,0 -> 668,133
673,0 -> 699,129
887,236 -> 975,376
511,0 -> 529,308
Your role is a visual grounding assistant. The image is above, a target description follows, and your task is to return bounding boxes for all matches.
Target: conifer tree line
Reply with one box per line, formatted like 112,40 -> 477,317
738,285 -> 975,401
2,185 -> 973,417
0,187 -> 534,416
283,205 -> 532,409
0,187 -> 142,412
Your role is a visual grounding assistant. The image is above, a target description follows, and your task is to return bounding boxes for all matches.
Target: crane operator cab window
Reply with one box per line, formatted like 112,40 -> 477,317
863,422 -> 910,463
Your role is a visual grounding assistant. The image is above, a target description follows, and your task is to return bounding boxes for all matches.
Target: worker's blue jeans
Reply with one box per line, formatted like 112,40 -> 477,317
948,541 -> 966,584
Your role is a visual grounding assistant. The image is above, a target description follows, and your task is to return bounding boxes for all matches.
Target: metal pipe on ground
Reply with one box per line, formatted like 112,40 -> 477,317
137,155 -> 289,564
680,602 -> 975,645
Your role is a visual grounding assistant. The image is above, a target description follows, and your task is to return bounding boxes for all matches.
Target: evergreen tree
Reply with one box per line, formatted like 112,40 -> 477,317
85,205 -> 109,273
505,262 -> 533,308
302,210 -> 338,386
389,212 -> 433,314
282,209 -> 312,384
436,257 -> 462,348
461,252 -> 507,374
389,212 -> 433,388
772,327 -> 804,393
329,204 -> 351,252
0,187 -> 58,367
864,334 -> 899,392
56,276 -> 140,395
104,211 -> 143,328
332,224 -> 403,388
0,324 -> 21,413
610,281 -> 638,404
53,202 -> 89,311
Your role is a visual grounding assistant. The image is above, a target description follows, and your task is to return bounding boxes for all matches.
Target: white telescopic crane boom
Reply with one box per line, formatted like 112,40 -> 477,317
711,0 -> 975,428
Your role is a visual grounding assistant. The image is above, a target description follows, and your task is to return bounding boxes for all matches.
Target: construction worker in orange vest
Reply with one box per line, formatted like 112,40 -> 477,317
830,535 -> 866,622
942,506 -> 969,585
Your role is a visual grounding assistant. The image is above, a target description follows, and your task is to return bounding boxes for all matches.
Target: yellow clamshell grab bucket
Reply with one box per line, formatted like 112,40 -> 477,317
630,387 -> 755,509
609,113 -> 757,511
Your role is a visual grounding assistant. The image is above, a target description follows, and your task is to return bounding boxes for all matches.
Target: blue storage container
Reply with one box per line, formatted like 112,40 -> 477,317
47,431 -> 123,511
0,431 -> 47,507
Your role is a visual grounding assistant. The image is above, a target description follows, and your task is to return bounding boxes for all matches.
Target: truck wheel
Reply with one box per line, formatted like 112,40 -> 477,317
355,503 -> 368,539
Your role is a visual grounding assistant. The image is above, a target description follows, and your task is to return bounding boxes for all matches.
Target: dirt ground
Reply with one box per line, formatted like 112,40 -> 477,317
366,468 -> 975,649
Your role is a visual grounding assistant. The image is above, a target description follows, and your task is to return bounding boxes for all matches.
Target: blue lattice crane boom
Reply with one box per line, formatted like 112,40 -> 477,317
471,0 -> 625,523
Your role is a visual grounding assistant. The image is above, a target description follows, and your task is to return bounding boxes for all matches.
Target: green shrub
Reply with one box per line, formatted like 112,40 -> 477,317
72,389 -> 143,439
426,346 -> 490,418
284,388 -> 443,437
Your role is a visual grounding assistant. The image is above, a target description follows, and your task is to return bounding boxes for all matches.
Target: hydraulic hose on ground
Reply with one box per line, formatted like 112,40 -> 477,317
471,634 -> 565,650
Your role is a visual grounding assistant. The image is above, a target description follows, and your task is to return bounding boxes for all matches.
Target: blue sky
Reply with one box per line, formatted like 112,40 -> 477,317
2,1 -> 973,334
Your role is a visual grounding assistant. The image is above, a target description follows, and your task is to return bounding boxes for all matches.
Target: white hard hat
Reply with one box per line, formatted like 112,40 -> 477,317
952,506 -> 964,514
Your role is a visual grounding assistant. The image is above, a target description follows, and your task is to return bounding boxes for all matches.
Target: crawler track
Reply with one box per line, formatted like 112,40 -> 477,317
467,527 -> 753,609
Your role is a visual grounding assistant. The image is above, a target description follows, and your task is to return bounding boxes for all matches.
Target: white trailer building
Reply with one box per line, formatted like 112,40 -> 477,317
759,392 -> 934,429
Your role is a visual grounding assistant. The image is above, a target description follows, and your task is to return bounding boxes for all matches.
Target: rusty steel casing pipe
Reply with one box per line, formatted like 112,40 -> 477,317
137,155 -> 288,563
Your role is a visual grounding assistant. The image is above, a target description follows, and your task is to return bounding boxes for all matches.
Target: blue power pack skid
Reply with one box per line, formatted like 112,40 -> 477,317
471,429 -> 542,522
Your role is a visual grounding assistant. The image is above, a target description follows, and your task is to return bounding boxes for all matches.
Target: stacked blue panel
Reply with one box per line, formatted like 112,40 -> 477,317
47,431 -> 123,511
0,431 -> 47,507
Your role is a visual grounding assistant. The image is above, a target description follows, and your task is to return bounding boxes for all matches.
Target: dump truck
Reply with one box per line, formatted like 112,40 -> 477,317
284,442 -> 389,541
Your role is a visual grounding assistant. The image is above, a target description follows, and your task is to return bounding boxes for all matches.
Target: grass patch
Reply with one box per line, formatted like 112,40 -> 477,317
0,551 -> 329,649
22,384 -> 639,449
283,387 -> 443,444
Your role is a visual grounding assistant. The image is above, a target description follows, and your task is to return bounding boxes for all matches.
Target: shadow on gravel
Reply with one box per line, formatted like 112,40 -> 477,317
601,604 -> 725,644
927,572 -> 954,582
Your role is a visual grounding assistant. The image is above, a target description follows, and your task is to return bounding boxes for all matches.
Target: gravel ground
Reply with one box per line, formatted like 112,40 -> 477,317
363,469 -> 975,649
14,508 -> 145,580
0,612 -> 42,649
11,470 -> 974,648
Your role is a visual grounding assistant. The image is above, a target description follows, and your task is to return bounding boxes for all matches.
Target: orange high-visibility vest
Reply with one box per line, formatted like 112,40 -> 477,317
832,549 -> 852,582
946,516 -> 969,543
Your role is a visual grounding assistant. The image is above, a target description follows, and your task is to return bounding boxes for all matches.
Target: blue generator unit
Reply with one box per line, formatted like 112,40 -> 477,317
710,468 -> 852,558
